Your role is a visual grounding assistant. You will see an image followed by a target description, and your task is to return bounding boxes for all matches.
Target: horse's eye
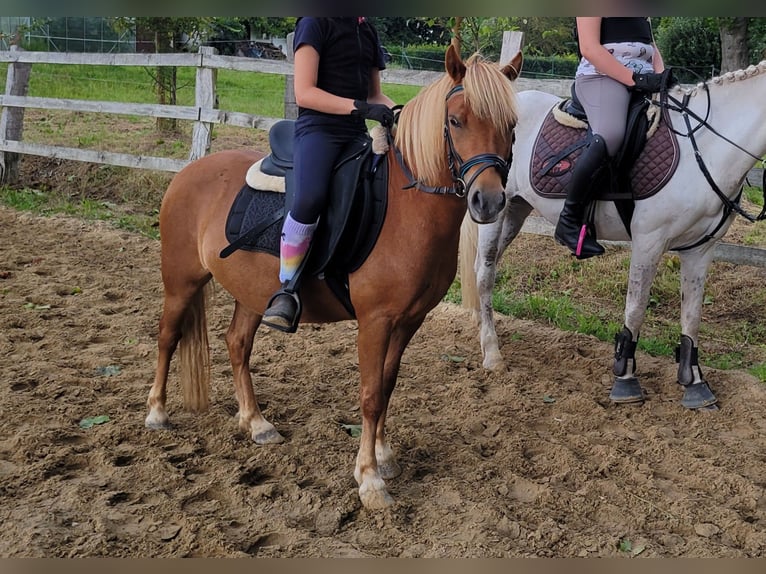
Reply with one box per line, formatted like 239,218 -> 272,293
449,116 -> 461,128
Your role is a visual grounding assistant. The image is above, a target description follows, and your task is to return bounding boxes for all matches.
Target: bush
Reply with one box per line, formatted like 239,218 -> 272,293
521,54 -> 579,79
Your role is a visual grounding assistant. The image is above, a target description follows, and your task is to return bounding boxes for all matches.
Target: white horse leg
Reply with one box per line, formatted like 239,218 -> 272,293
676,247 -> 719,409
477,197 -> 533,370
475,218 -> 505,370
610,244 -> 664,404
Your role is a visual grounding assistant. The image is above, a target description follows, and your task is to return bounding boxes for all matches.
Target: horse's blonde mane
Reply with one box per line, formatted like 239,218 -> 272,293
394,53 -> 518,185
679,59 -> 766,97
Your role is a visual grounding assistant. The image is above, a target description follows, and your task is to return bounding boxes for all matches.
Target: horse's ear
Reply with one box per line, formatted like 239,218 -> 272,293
501,51 -> 523,82
445,42 -> 466,83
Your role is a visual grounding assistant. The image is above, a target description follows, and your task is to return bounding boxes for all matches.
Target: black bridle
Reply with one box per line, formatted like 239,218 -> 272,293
396,84 -> 512,197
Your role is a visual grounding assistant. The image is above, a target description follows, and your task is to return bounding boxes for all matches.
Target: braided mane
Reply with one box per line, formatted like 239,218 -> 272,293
682,60 -> 766,97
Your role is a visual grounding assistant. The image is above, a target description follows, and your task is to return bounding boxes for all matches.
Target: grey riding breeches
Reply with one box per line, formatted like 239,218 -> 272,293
574,73 -> 633,157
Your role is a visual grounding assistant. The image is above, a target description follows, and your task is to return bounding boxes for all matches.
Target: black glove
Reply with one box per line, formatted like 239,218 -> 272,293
352,100 -> 394,127
631,72 -> 666,93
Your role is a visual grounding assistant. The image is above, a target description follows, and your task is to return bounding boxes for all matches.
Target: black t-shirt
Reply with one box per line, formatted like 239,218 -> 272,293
600,17 -> 654,44
293,17 -> 387,123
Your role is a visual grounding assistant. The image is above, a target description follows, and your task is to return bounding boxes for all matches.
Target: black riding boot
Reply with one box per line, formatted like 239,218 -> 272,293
554,134 -> 608,259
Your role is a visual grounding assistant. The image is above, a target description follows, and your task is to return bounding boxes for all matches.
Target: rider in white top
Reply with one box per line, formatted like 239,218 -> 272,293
555,17 -> 666,260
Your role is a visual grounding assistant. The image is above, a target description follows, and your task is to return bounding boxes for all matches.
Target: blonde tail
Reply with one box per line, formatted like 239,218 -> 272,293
179,282 -> 212,412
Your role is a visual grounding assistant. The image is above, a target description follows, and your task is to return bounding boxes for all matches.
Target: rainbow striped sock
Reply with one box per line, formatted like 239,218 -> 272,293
279,212 -> 318,283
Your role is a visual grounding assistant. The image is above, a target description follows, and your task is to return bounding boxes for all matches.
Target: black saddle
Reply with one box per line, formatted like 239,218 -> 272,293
564,83 -> 587,121
220,119 -> 389,317
259,119 -> 294,178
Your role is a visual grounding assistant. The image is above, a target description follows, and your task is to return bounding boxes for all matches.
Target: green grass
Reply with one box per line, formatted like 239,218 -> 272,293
748,362 -> 766,380
1,62 -> 422,118
0,187 -> 160,239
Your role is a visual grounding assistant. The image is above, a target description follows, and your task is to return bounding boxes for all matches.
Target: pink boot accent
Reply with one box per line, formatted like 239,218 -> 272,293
575,225 -> 588,258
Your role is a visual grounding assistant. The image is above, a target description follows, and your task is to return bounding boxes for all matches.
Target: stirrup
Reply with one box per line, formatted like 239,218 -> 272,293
262,288 -> 302,333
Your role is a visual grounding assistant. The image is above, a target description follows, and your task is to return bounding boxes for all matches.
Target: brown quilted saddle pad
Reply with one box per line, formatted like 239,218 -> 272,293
530,103 -> 680,200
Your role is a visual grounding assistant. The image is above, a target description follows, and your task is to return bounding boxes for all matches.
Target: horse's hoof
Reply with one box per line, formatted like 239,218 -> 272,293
681,382 -> 718,410
253,427 -> 285,444
145,411 -> 170,429
360,488 -> 395,510
145,420 -> 171,430
483,355 -> 505,371
609,377 -> 644,404
378,459 -> 402,480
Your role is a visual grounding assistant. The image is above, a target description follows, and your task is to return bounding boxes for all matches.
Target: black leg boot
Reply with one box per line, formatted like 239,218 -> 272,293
554,134 -> 608,259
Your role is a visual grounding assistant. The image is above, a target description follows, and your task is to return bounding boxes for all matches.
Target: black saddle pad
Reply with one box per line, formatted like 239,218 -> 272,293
224,186 -> 283,258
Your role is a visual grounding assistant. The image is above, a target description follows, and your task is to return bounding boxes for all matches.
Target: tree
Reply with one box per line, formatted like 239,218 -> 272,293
655,17 -> 721,82
719,17 -> 750,73
374,17 -> 451,47
656,17 -> 763,80
369,17 -> 430,47
506,17 -> 576,56
111,17 -> 224,132
242,17 -> 297,41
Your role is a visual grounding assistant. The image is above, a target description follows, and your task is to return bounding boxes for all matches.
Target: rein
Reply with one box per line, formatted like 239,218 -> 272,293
396,84 -> 512,197
654,86 -> 766,227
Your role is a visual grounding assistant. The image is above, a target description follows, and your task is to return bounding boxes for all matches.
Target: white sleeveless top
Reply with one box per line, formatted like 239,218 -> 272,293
576,42 -> 656,77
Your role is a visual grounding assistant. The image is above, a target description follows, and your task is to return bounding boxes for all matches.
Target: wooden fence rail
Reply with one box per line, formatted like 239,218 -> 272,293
1,44 -> 765,268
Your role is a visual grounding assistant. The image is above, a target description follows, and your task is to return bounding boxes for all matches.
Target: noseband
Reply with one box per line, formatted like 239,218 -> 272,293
443,84 -> 512,198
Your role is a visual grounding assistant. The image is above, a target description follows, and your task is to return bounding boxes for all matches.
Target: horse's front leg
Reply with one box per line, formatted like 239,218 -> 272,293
226,302 -> 284,443
610,241 -> 665,404
353,317 -> 399,509
477,197 -> 533,370
677,247 -> 718,409
373,321 -> 422,481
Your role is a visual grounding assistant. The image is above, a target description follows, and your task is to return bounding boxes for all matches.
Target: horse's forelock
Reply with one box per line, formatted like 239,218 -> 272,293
463,54 -> 519,133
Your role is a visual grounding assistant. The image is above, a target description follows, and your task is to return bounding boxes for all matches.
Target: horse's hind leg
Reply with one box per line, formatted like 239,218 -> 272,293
226,301 -> 284,443
477,196 -> 533,370
676,247 -> 718,409
146,280 -> 209,429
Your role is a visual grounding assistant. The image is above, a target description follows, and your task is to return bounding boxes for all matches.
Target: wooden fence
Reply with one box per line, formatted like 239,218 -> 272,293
1,43 -> 765,267
0,45 -> 294,178
0,36 -> 570,182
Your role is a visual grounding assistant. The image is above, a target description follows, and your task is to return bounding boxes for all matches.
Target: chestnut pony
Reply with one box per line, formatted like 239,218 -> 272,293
145,44 -> 521,509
